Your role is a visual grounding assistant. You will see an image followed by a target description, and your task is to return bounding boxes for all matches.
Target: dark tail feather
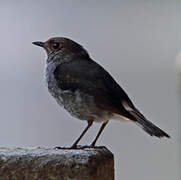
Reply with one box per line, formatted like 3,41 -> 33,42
129,108 -> 170,138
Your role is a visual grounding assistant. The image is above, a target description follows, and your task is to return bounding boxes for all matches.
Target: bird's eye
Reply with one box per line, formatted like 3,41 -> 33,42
52,42 -> 59,50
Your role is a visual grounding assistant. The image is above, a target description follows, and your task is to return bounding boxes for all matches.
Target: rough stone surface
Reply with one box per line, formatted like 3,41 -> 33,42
0,146 -> 114,180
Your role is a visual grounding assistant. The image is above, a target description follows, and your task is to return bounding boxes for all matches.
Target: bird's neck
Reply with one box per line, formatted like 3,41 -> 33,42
46,49 -> 90,64
46,51 -> 72,64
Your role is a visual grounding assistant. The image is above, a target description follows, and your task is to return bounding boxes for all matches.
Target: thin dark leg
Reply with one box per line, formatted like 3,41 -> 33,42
90,121 -> 108,147
71,120 -> 93,148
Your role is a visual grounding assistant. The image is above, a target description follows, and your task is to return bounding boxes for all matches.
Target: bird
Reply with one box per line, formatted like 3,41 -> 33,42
32,37 -> 170,148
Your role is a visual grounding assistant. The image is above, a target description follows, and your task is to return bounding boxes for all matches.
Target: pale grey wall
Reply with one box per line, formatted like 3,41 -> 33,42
0,1 -> 180,179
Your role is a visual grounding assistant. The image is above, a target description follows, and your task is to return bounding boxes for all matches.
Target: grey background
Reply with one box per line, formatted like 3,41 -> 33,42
0,0 -> 180,179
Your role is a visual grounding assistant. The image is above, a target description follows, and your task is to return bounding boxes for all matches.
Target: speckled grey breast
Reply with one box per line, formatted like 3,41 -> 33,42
45,61 -> 112,122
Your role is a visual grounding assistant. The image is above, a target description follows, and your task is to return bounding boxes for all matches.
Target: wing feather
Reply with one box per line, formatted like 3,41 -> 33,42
54,58 -> 135,120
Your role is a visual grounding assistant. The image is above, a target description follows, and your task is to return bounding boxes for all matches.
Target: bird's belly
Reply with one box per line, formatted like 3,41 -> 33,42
51,88 -> 111,122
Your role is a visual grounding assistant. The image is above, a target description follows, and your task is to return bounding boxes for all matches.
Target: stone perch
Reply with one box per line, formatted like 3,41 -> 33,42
0,146 -> 114,180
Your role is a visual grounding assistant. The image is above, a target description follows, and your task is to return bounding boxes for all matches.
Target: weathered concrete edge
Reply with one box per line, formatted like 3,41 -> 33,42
0,146 -> 114,180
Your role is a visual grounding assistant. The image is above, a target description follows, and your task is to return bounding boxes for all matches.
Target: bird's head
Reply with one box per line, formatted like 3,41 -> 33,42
33,37 -> 89,63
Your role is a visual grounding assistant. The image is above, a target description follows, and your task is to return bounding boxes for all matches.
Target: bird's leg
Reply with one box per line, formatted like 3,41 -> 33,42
71,120 -> 93,148
90,121 -> 108,147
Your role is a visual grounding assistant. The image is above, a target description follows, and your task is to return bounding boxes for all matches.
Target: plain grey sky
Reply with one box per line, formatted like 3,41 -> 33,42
0,1 -> 180,179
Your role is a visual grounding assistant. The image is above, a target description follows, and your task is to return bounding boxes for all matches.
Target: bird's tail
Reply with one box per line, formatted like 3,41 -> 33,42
128,107 -> 170,138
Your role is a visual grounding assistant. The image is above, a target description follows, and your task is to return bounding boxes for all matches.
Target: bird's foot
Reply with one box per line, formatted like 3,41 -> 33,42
53,146 -> 77,150
53,146 -> 65,149
90,142 -> 96,148
54,145 -> 95,150
70,145 -> 92,149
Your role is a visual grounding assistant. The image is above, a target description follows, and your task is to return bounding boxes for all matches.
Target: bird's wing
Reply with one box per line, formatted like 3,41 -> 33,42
53,58 -> 170,138
54,58 -> 136,120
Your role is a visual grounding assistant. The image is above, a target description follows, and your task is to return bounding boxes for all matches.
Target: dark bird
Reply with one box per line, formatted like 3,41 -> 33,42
32,37 -> 170,148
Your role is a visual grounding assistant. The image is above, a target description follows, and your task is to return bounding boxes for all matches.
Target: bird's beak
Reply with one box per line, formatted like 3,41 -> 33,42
32,41 -> 45,48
